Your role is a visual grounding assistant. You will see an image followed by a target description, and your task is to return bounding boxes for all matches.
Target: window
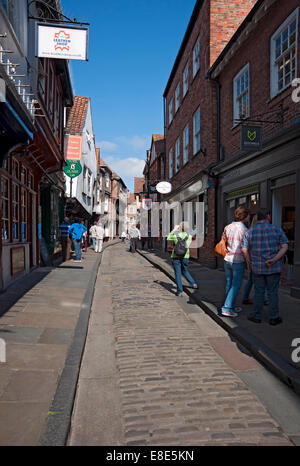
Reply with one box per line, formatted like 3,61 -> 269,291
183,63 -> 189,97
193,39 -> 200,77
21,189 -> 27,241
175,138 -> 180,173
38,59 -> 46,101
169,99 -> 173,125
183,125 -> 189,165
105,174 -> 110,189
12,159 -> 19,179
169,148 -> 173,179
233,64 -> 250,125
271,9 -> 298,98
193,108 -> 201,155
175,83 -> 180,112
1,177 -> 10,242
12,182 -> 19,241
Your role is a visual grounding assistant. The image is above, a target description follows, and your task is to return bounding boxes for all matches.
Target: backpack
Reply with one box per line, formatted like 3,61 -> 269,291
174,233 -> 188,258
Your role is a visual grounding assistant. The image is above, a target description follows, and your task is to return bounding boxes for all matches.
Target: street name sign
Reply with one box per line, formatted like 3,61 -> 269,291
63,160 -> 82,178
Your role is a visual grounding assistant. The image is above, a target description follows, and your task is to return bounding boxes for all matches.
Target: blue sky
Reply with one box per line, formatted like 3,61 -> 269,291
62,0 -> 196,192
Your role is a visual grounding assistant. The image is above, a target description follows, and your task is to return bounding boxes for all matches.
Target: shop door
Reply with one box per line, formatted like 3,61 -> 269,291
272,184 -> 296,281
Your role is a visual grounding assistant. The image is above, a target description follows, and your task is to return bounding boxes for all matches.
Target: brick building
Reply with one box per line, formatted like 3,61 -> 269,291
0,0 -> 73,289
163,0 -> 257,267
207,0 -> 300,298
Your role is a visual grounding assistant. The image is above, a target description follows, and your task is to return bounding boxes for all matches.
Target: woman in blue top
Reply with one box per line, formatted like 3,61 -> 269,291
69,219 -> 87,262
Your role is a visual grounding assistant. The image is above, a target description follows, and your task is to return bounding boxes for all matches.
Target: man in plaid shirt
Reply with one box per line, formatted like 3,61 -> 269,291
242,209 -> 288,325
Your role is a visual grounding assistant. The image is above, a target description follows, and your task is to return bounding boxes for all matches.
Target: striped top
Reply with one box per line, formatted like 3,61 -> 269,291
224,222 -> 248,264
242,221 -> 288,274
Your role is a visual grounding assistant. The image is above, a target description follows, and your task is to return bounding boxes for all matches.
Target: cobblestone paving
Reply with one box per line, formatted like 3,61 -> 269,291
108,244 -> 292,446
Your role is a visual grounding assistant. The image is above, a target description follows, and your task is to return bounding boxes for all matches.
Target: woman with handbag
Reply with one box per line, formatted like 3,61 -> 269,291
219,206 -> 250,317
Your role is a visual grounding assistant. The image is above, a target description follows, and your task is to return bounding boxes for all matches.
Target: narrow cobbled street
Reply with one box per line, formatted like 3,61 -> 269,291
68,243 -> 294,446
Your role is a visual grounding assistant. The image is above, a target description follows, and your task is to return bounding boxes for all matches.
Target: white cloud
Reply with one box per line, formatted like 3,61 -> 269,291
105,156 -> 145,178
116,135 -> 149,150
98,140 -> 119,152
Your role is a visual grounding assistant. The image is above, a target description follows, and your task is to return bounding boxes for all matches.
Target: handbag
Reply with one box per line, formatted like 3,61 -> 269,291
214,229 -> 228,258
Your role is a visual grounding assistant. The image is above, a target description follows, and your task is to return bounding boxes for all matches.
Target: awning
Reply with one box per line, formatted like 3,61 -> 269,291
0,79 -> 34,167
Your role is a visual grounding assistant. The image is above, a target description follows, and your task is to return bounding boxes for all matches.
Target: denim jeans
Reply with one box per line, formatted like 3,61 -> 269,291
243,271 -> 268,302
73,239 -> 82,260
253,273 -> 281,319
222,261 -> 245,312
172,258 -> 196,294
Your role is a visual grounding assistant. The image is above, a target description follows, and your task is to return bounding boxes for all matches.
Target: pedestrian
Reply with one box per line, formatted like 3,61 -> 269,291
69,218 -> 87,262
89,222 -> 98,250
95,222 -> 104,253
242,209 -> 288,325
220,206 -> 250,317
121,231 -> 127,243
59,217 -> 72,262
242,214 -> 268,305
129,224 -> 141,253
167,221 -> 198,297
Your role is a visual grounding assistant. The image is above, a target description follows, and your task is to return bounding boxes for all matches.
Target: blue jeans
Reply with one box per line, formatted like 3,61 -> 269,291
92,237 -> 96,250
222,261 -> 245,312
243,271 -> 268,302
73,239 -> 82,260
172,258 -> 196,294
253,273 -> 281,320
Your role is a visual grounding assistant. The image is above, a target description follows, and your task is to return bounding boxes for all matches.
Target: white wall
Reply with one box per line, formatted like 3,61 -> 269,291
65,100 -> 97,216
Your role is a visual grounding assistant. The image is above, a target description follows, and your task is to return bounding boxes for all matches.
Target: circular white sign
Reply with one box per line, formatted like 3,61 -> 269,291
156,182 -> 172,194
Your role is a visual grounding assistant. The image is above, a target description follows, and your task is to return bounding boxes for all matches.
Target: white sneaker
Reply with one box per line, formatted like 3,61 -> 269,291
221,309 -> 238,317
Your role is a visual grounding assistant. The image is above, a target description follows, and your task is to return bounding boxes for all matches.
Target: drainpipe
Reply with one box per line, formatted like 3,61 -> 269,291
206,75 -> 221,268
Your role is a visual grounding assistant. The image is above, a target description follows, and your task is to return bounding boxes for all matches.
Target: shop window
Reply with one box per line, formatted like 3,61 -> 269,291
270,9 -> 298,98
12,182 -> 19,241
1,177 -> 10,242
21,189 -> 27,241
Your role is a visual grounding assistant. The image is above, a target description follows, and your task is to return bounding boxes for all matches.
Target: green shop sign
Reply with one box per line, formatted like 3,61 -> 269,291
241,125 -> 262,151
63,160 -> 82,178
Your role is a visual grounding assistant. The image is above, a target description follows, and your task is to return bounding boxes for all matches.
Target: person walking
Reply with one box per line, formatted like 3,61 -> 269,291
129,224 -> 141,253
89,222 -> 98,250
167,221 -> 198,297
121,231 -> 126,243
221,206 -> 250,317
59,217 -> 72,262
242,214 -> 268,306
69,219 -> 87,262
95,223 -> 104,253
242,209 -> 288,325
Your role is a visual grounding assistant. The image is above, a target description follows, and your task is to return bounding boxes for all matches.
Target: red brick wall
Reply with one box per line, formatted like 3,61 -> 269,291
210,0 -> 257,66
164,0 -> 256,267
218,0 -> 300,159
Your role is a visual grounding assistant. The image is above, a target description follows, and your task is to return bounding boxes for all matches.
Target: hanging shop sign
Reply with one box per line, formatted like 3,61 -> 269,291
142,198 -> 152,210
36,22 -> 89,61
65,135 -> 83,161
63,160 -> 82,178
156,181 -> 172,194
241,126 -> 262,151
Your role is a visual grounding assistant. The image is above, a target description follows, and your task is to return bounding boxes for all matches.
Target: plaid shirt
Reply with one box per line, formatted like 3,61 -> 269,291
242,221 -> 288,275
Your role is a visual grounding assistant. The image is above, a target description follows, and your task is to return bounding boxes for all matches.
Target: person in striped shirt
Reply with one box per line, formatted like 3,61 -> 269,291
242,209 -> 288,325
221,206 -> 250,317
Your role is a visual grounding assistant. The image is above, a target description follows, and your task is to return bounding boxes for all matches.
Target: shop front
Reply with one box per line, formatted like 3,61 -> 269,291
215,124 -> 300,298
